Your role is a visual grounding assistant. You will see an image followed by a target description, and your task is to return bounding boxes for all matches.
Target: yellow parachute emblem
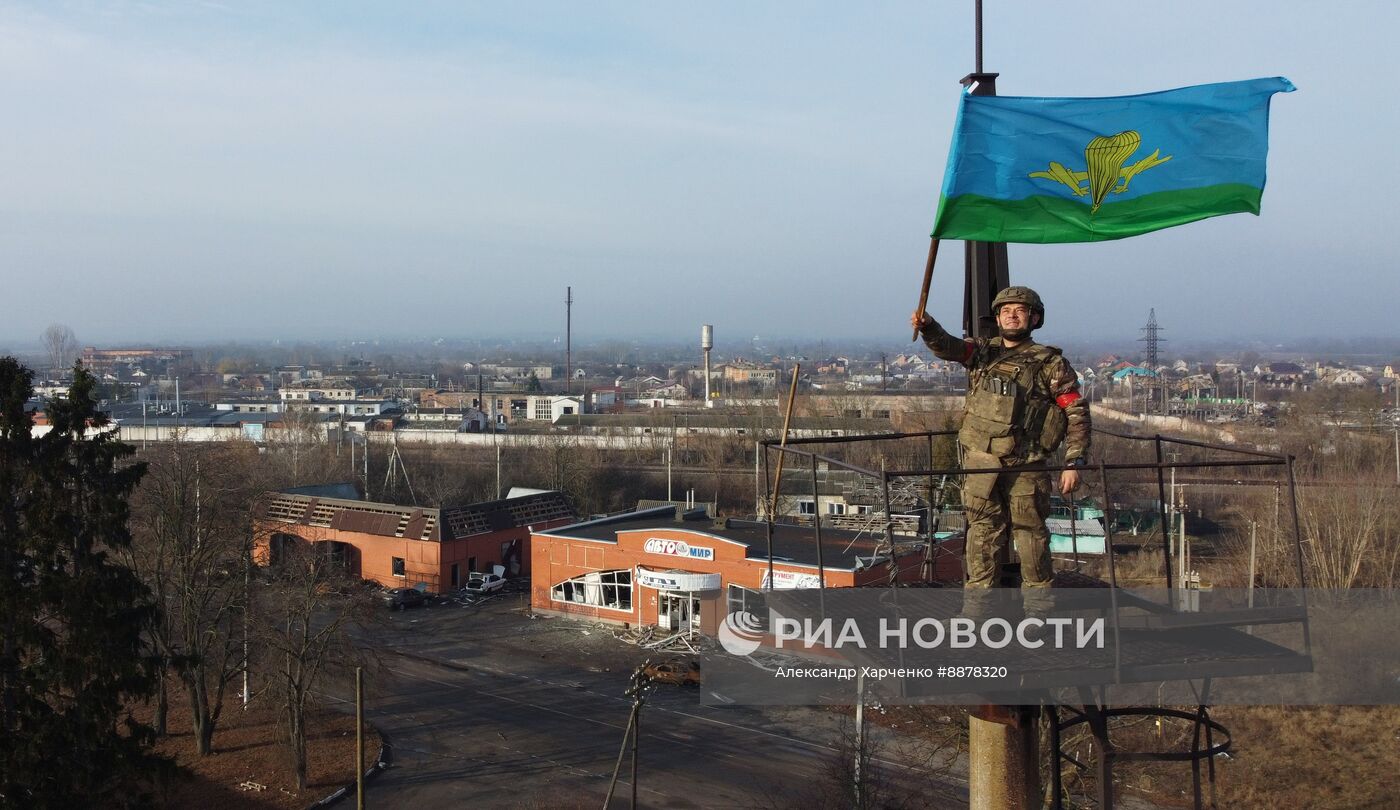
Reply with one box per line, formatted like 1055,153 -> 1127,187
1029,130 -> 1172,213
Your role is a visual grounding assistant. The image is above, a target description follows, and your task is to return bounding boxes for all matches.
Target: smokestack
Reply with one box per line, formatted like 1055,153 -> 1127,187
565,286 -> 573,395
701,324 -> 714,409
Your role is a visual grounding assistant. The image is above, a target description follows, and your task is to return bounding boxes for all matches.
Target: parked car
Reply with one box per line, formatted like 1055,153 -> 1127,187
461,571 -> 506,596
384,587 -> 427,610
644,660 -> 702,687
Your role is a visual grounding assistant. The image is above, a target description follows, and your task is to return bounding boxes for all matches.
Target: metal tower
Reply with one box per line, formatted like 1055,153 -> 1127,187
1139,308 -> 1165,370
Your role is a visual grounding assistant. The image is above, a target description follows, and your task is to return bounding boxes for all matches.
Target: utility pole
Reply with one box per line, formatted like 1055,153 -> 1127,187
355,667 -> 365,810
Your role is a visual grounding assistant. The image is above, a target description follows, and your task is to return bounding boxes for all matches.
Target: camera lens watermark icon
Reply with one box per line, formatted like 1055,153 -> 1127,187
719,610 -> 764,656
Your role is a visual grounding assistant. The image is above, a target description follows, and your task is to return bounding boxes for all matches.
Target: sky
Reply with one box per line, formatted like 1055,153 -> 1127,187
0,1 -> 1394,349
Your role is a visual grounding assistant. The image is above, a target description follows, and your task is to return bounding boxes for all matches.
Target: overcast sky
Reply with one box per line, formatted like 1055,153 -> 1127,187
0,1 -> 1393,348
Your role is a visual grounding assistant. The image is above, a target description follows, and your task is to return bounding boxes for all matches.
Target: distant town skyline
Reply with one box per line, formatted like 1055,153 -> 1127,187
1,2 -> 1394,345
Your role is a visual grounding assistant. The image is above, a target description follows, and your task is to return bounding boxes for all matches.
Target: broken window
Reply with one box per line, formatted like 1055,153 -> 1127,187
726,584 -> 768,630
551,569 -> 632,611
392,557 -> 405,577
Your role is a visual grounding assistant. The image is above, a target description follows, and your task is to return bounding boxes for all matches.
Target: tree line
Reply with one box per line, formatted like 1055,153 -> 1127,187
1,358 -> 376,804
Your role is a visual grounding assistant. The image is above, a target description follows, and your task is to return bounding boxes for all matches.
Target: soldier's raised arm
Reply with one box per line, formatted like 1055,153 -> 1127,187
912,311 -> 975,367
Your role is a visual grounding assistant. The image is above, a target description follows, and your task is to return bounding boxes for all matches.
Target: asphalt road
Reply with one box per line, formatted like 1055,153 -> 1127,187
354,593 -> 968,808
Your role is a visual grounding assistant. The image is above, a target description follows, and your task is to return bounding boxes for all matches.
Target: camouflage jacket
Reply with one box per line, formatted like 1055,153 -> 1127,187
920,317 -> 1091,463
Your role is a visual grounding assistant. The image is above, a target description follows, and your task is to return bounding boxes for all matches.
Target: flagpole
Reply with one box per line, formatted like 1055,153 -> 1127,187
911,238 -> 942,341
974,0 -> 983,73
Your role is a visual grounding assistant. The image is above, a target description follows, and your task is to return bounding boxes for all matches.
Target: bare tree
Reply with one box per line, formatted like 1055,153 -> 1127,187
41,323 -> 79,373
254,539 -> 377,790
123,440 -> 260,754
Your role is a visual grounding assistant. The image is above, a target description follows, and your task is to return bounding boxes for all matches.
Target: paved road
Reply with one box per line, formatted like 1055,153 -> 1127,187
354,596 -> 967,808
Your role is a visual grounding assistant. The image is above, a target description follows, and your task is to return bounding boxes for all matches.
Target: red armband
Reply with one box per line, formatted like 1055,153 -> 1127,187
962,342 -> 975,364
1055,392 -> 1081,409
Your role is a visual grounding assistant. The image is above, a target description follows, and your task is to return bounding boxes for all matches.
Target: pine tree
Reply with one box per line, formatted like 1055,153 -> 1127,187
0,358 -> 164,806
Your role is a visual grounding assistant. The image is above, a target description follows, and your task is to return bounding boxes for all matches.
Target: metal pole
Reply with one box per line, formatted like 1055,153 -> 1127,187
667,446 -> 673,502
881,460 -> 895,585
1170,460 -> 1178,585
754,442 -> 762,514
1099,462 -> 1119,589
853,669 -> 866,810
974,0 -> 983,72
1247,521 -> 1257,609
763,444 -> 775,591
768,364 -> 801,517
811,455 -> 826,589
1285,457 -> 1308,590
496,444 -> 502,501
355,666 -> 364,810
1184,510 -> 1191,586
1069,492 -> 1080,569
1154,437 -> 1174,590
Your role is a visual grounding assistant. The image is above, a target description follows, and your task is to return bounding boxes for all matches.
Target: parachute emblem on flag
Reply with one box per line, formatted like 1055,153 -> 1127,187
1029,130 -> 1173,213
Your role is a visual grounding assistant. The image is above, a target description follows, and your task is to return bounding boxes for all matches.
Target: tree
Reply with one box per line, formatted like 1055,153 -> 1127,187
124,440 -> 256,754
254,539 -> 375,790
40,323 -> 79,374
0,358 -> 163,805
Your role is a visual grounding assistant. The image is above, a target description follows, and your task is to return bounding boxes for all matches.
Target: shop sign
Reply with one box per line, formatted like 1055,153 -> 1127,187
761,570 -> 823,590
643,537 -> 715,561
636,567 -> 721,592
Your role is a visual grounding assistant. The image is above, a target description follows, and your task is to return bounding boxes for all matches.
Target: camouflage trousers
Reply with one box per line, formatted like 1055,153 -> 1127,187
961,450 -> 1053,614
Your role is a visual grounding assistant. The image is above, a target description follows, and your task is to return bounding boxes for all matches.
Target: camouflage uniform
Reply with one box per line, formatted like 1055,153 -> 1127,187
919,310 -> 1091,600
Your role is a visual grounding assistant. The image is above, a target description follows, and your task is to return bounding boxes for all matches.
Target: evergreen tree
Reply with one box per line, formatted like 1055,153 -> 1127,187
0,358 -> 163,807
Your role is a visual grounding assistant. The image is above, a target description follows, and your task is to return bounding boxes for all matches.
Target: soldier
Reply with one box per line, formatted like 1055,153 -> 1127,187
911,287 -> 1091,605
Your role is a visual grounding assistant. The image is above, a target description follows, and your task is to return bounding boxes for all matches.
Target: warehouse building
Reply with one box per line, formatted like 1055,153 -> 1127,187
254,484 -> 576,593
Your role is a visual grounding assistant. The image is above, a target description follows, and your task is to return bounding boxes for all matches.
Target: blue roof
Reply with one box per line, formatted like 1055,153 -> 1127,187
1112,366 -> 1157,380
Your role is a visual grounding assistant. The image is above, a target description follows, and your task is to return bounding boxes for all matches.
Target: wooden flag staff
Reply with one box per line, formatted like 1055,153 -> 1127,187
911,238 -> 942,341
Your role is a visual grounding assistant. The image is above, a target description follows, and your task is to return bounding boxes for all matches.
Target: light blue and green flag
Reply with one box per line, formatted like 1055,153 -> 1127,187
930,77 -> 1295,243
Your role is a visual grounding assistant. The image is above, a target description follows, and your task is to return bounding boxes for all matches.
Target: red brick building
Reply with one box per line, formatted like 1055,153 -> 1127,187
531,506 -> 941,632
254,486 -> 576,593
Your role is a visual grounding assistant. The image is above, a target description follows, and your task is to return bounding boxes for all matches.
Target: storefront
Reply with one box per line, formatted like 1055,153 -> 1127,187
531,505 -> 928,630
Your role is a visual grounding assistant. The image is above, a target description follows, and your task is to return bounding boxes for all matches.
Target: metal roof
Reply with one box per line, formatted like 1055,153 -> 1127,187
537,506 -> 922,572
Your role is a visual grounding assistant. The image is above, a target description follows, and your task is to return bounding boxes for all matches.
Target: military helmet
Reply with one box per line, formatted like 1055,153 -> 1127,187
991,286 -> 1045,328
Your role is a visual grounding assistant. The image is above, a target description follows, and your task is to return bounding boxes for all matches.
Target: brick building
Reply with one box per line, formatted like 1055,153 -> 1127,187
254,486 -> 576,593
530,506 -> 945,633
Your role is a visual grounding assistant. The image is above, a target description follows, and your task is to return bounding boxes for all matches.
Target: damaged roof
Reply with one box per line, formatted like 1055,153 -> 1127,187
257,488 -> 576,542
537,506 -> 925,572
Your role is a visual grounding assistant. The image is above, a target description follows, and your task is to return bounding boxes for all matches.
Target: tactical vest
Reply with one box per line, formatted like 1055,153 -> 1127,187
959,341 -> 1068,461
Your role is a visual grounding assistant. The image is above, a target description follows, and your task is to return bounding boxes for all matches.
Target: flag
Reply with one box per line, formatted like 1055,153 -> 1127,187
930,77 -> 1295,243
